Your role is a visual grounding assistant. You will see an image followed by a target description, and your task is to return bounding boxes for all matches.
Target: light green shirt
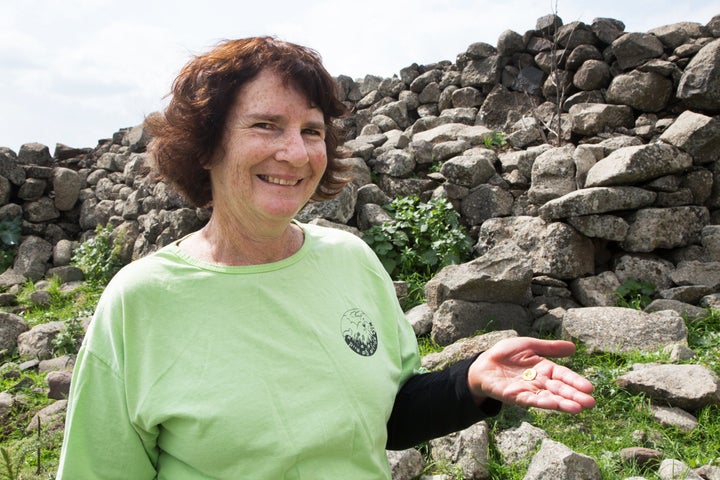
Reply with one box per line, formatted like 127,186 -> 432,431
57,223 -> 420,479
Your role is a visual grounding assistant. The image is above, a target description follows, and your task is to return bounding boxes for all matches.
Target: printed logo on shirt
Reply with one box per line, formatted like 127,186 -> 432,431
341,308 -> 378,357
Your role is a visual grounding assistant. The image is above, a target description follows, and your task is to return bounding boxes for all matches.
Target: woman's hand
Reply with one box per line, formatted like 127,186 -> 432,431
467,337 -> 596,414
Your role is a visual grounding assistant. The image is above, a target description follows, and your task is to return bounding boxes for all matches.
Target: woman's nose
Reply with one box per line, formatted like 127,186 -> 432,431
275,130 -> 309,165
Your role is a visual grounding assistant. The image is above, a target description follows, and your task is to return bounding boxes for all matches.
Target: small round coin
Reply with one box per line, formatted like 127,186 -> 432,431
521,368 -> 537,381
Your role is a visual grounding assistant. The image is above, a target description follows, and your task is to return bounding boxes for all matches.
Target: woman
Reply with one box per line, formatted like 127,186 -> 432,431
57,37 -> 595,479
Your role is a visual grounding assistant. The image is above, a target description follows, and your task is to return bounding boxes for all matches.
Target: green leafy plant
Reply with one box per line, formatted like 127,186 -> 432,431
483,131 -> 507,150
615,278 -> 656,310
71,224 -> 125,285
0,216 -> 22,272
363,196 -> 473,308
51,315 -> 85,356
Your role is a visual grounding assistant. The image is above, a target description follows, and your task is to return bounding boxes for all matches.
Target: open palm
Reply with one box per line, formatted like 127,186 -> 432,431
467,337 -> 596,414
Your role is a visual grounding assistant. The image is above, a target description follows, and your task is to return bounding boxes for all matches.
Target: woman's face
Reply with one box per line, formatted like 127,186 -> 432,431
208,69 -> 327,230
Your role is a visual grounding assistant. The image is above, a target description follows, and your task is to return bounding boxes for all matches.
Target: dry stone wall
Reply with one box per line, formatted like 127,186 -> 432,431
1,14 -> 720,317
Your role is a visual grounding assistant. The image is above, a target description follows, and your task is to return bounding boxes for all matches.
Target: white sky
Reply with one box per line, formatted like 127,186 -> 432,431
1,0 -> 718,152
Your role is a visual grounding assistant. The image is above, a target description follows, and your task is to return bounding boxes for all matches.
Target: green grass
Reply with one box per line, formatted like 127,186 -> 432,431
2,276 -> 719,479
421,310 -> 720,479
0,280 -> 103,479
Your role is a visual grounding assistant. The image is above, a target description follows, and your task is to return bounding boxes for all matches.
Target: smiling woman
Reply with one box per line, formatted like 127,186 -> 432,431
55,36 -> 595,480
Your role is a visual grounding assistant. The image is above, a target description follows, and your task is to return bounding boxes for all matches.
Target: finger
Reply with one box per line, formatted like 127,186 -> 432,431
522,338 -> 577,359
548,364 -> 595,394
518,389 -> 593,414
544,379 -> 597,410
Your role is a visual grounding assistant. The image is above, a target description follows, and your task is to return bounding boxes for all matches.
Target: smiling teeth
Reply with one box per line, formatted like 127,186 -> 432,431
260,175 -> 299,186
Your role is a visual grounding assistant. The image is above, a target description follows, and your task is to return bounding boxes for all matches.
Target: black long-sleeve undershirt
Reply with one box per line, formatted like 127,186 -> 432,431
385,355 -> 503,450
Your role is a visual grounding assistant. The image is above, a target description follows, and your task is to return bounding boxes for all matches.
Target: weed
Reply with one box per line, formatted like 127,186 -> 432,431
51,315 -> 84,356
615,278 -> 656,310
483,131 -> 507,150
362,196 -> 473,309
71,224 -> 125,285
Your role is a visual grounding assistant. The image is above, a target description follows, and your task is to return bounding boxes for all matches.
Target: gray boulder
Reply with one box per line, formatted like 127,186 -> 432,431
677,38 -> 720,112
476,216 -> 594,280
440,150 -> 496,188
611,32 -> 665,70
539,186 -> 656,220
670,261 -> 720,290
429,421 -> 491,480
567,214 -> 629,241
425,243 -> 533,309
524,439 -> 601,480
528,144 -> 577,204
460,185 -> 514,226
562,307 -> 688,354
616,364 -> 720,410
432,300 -> 532,345
13,236 -> 53,281
569,103 -> 634,136
606,70 -> 674,112
622,206 -> 709,252
17,321 -> 65,360
659,110 -> 720,164
386,449 -> 425,480
585,143 -> 693,188
495,422 -> 548,465
0,312 -> 29,353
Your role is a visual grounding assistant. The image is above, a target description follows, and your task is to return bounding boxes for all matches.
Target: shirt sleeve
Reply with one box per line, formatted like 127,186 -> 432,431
56,347 -> 158,479
385,354 -> 503,450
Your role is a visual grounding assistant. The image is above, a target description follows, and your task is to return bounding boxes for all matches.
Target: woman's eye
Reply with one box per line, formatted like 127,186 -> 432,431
303,128 -> 324,137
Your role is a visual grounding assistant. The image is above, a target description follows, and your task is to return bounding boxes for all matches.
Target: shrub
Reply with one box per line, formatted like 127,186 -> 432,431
363,196 -> 473,308
615,278 -> 656,310
71,224 -> 125,285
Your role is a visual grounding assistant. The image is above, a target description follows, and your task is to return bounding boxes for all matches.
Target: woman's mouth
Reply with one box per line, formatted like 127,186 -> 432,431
258,175 -> 300,186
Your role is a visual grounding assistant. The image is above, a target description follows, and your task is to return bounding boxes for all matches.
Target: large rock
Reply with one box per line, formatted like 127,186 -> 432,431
606,70 -> 674,112
621,206 -> 709,252
616,364 -> 720,410
0,312 -> 29,353
495,422 -> 549,464
460,185 -> 514,225
611,32 -> 665,70
440,150 -> 496,188
670,261 -> 720,290
659,110 -> 720,164
425,243 -> 533,310
562,307 -> 688,354
386,449 -> 425,480
432,300 -> 533,345
538,186 -> 656,220
524,439 -> 601,480
476,216 -> 594,280
568,103 -> 634,136
17,321 -> 65,360
429,422 -> 491,480
527,144 -> 577,204
585,143 -> 693,188
13,236 -> 53,281
677,38 -> 720,112
53,167 -> 83,211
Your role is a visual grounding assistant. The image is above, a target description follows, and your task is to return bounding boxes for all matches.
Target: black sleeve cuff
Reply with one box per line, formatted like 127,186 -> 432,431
386,354 -> 503,451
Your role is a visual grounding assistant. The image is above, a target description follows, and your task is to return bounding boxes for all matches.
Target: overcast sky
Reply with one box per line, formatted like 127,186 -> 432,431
1,0 -> 717,152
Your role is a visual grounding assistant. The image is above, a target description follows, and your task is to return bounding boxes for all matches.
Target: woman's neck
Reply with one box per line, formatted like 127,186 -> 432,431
180,215 -> 304,266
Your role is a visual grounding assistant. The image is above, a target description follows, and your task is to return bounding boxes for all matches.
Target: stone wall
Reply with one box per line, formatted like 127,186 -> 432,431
1,14 -> 720,317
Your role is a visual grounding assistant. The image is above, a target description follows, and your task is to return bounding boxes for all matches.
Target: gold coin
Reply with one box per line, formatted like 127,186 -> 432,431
522,368 -> 537,381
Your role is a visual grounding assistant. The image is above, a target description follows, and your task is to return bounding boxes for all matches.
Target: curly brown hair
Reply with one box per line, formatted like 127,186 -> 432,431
145,36 -> 349,208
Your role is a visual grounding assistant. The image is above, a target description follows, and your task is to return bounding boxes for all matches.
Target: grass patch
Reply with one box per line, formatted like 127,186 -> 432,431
422,310 -> 720,479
